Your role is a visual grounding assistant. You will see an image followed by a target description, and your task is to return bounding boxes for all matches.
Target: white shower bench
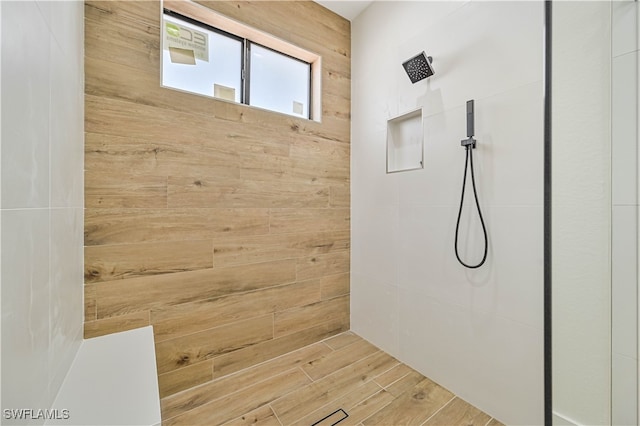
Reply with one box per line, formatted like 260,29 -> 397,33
46,326 -> 161,426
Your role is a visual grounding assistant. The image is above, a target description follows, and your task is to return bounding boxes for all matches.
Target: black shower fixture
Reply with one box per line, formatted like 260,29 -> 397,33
402,52 -> 435,83
454,100 -> 488,269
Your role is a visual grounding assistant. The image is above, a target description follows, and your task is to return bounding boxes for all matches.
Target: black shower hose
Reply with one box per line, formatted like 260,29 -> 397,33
454,145 -> 488,268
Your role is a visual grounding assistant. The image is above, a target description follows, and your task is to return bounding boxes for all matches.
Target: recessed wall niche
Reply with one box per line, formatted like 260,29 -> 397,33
386,107 -> 424,173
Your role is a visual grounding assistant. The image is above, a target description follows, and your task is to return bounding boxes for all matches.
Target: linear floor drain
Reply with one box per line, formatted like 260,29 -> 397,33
310,408 -> 349,426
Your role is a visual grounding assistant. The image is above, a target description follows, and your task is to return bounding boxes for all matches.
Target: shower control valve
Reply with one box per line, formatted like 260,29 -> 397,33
461,137 -> 476,149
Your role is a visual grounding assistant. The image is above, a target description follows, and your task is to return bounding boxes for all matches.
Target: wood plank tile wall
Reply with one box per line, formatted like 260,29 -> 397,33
83,0 -> 351,399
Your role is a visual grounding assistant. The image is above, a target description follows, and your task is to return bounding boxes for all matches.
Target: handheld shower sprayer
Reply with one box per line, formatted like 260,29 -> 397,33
454,100 -> 488,269
461,100 -> 476,148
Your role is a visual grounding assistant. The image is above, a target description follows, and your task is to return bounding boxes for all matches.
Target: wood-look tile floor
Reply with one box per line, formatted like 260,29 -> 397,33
161,332 -> 505,426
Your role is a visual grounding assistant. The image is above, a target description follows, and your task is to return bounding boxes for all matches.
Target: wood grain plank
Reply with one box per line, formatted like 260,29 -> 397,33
151,280 -> 321,342
213,231 -> 349,268
222,404 -> 281,426
85,240 -> 213,283
84,172 -> 167,208
240,152 -> 349,186
274,295 -> 350,339
323,331 -> 361,351
86,1 -> 160,28
385,370 -> 427,398
161,342 -> 331,419
85,132 -> 241,180
84,311 -> 149,339
163,368 -> 311,426
289,137 -> 350,166
423,397 -> 491,426
155,314 -> 274,374
157,360 -> 213,399
373,363 -> 415,389
84,3 -> 160,74
362,377 -> 454,426
269,208 -> 349,235
85,208 -> 270,246
296,251 -> 350,281
95,259 -> 296,318
85,94 -> 243,146
271,350 -> 398,425
487,418 -> 506,426
168,176 -> 329,209
84,284 -> 97,322
329,185 -> 350,207
338,390 -> 396,426
320,273 -> 350,300
212,317 -> 348,379
300,336 -> 378,381
85,94 -> 324,158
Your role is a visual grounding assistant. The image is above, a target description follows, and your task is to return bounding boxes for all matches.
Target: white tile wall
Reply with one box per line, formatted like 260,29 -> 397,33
350,273 -> 400,358
551,1 -> 638,424
1,1 -> 51,210
612,0 -> 638,58
612,51 -> 638,206
351,2 -> 543,424
1,209 -> 52,411
1,1 -> 84,421
612,352 -> 639,426
611,2 -> 639,424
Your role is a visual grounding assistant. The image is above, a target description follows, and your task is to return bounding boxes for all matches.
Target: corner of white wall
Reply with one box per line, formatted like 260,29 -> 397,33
0,0 -> 4,414
0,1 -> 84,421
552,1 -> 613,425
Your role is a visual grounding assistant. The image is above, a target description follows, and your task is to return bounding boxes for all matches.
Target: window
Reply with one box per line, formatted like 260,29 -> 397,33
161,4 -> 319,121
248,44 -> 311,118
162,13 -> 243,102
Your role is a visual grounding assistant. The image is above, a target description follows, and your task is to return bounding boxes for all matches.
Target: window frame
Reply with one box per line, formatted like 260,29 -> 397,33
161,1 -> 321,122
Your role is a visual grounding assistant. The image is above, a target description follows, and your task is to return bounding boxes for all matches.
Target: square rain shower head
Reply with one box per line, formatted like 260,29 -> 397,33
402,52 -> 434,84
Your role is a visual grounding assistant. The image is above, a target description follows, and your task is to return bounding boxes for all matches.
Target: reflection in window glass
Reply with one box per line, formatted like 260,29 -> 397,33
249,44 -> 310,119
162,14 -> 242,102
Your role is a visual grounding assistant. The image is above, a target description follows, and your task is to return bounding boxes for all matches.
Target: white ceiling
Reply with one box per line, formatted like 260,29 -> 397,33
314,1 -> 373,21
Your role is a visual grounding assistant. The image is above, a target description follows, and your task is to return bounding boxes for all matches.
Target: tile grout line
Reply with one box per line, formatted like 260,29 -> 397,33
357,396 -> 397,426
161,366 -> 304,424
269,403 -> 285,426
163,330 -> 352,401
151,277 -> 348,344
289,379 -> 387,426
163,333 -> 359,420
341,385 -> 387,424
298,365 -> 315,383
374,370 -> 412,391
419,395 -> 457,426
155,312 -> 274,353
280,351 -> 389,425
